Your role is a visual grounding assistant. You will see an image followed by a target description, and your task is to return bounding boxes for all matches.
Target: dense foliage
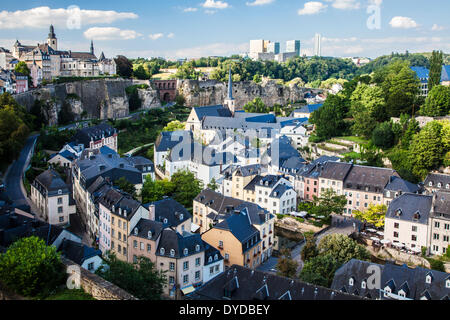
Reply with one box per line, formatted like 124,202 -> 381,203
353,204 -> 387,228
0,237 -> 65,297
96,253 -> 166,300
276,249 -> 299,279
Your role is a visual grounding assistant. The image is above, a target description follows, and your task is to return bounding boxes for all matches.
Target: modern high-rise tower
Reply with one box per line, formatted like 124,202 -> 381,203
286,40 -> 301,56
314,33 -> 322,57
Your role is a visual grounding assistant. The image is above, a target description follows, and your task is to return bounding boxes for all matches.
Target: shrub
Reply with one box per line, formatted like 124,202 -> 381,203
0,236 -> 65,297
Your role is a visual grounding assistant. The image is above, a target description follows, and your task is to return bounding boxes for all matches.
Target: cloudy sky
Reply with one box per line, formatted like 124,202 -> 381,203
0,0 -> 448,60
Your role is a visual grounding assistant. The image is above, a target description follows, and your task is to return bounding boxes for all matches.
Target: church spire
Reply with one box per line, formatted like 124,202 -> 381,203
227,67 -> 233,100
90,40 -> 94,55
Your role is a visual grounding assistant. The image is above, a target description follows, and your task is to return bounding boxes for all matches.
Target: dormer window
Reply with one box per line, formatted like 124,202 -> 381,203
148,231 -> 152,239
163,218 -> 168,224
446,184 -> 449,190
426,274 -> 433,284
395,209 -> 402,217
134,228 -> 138,236
170,249 -> 175,257
180,214 -> 184,221
438,183 -> 442,188
184,248 -> 189,256
208,256 -> 213,263
349,277 -> 354,286
361,280 -> 367,289
429,182 -> 433,187
413,212 -> 420,220
398,290 -> 406,298
214,254 -> 218,261
446,279 -> 450,288
160,248 -> 165,255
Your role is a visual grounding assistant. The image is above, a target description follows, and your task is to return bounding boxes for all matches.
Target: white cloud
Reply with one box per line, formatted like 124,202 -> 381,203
324,0 -> 360,10
246,0 -> 275,6
0,6 -> 138,30
431,24 -> 445,31
149,33 -> 164,40
83,27 -> 141,41
167,33 -> 175,39
298,2 -> 328,15
183,7 -> 198,12
389,16 -> 419,29
368,0 -> 382,5
202,0 -> 230,9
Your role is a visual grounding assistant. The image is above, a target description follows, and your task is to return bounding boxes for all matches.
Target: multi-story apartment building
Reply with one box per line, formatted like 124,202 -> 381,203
72,124 -> 118,152
98,188 -> 149,261
202,210 -> 262,269
318,161 -> 352,198
383,176 -> 421,207
193,189 -> 275,262
145,197 -> 192,235
428,191 -> 450,256
31,169 -> 76,226
384,193 -> 433,252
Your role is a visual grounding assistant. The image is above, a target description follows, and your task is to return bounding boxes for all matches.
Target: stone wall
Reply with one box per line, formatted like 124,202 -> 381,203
178,78 -> 319,109
62,257 -> 137,300
13,79 -> 161,125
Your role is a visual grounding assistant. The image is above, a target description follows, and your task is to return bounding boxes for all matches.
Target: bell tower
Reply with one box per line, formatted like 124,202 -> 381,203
224,67 -> 236,115
47,25 -> 57,50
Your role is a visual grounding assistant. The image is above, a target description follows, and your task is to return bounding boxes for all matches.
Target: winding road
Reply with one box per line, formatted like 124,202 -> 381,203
4,135 -> 38,209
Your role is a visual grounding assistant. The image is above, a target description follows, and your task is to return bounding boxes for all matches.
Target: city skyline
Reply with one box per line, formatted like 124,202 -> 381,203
0,1 -> 448,60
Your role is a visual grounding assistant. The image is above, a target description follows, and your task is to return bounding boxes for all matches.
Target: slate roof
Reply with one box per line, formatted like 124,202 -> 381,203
234,164 -> 261,177
214,211 -> 259,244
280,156 -> 306,172
294,103 -> 323,114
386,193 -> 433,225
193,105 -> 232,120
145,198 -> 191,228
269,183 -> 293,199
72,123 -> 116,148
332,259 -> 450,300
33,169 -> 69,196
98,188 -> 142,221
70,52 -> 97,60
432,191 -> 450,216
385,176 -> 420,193
344,165 -> 397,193
411,66 -> 429,83
59,239 -> 102,265
156,228 -> 205,259
267,136 -> 301,168
130,218 -> 163,241
204,244 -> 224,266
425,173 -> 450,191
155,131 -> 191,152
168,141 -> 236,166
195,189 -> 245,215
442,65 -> 450,82
189,265 -> 361,300
319,161 -> 352,181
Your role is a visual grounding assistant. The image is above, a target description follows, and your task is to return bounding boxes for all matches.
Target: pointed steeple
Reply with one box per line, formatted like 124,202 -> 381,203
90,40 -> 94,55
49,25 -> 56,39
227,67 -> 233,100
99,52 -> 106,61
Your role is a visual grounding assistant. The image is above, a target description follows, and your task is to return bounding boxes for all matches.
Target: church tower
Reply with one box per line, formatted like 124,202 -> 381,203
90,40 -> 94,56
47,25 -> 57,50
224,67 -> 236,115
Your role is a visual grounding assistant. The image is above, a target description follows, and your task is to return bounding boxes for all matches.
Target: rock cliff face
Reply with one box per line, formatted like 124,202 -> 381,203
13,79 -> 162,125
177,78 -> 313,108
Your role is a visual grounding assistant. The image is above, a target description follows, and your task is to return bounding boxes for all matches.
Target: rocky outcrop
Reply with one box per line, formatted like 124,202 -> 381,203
13,79 -> 147,125
138,88 -> 161,109
178,78 -> 318,108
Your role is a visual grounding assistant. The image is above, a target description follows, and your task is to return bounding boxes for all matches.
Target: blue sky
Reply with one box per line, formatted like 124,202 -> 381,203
0,0 -> 448,60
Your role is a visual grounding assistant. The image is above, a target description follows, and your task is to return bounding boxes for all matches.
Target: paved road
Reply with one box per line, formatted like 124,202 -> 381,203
4,135 -> 38,208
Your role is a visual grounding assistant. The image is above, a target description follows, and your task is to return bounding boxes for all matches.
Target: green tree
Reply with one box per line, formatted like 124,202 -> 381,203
310,94 -> 348,140
377,61 -> 420,117
115,55 -> 133,78
409,121 -> 445,179
171,170 -> 203,209
0,105 -> 30,165
14,61 -> 31,77
372,121 -> 396,149
253,74 -> 262,84
207,178 -> 218,191
422,85 -> 450,117
277,249 -> 298,279
163,120 -> 185,132
318,234 -> 370,263
299,254 -> 341,288
0,236 -> 65,297
133,64 -> 150,80
243,97 -> 269,114
312,189 -> 348,218
96,252 -> 166,300
301,236 -> 319,262
175,94 -> 186,106
428,50 -> 443,92
353,204 -> 387,228
141,176 -> 175,204
114,177 -> 137,199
